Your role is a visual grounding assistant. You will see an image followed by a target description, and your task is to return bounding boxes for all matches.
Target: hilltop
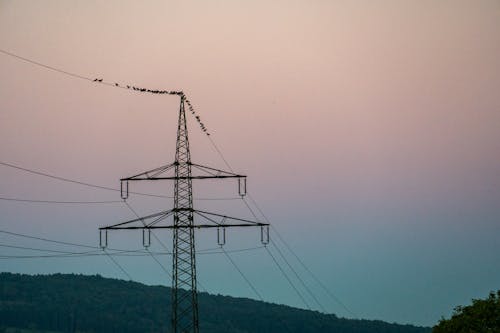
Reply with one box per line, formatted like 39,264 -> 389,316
0,273 -> 430,333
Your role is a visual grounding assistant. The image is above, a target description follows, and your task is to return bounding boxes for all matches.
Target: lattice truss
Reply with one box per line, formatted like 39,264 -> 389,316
99,96 -> 269,333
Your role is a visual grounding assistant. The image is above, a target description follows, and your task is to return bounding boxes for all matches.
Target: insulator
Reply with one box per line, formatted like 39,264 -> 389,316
99,229 -> 108,249
120,180 -> 129,200
261,226 -> 269,245
143,229 -> 151,248
238,177 -> 247,196
217,227 -> 226,246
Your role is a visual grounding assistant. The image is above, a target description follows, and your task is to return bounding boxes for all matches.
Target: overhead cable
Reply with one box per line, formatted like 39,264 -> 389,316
0,48 -> 210,136
264,246 -> 311,310
0,196 -> 122,204
0,246 -> 264,260
221,246 -> 264,301
247,191 -> 359,318
0,161 -> 240,201
0,229 -> 98,249
0,160 -> 170,198
103,248 -> 134,280
270,239 -> 327,313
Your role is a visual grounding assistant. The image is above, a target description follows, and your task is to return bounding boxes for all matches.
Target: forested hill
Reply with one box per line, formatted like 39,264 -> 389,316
0,273 -> 430,333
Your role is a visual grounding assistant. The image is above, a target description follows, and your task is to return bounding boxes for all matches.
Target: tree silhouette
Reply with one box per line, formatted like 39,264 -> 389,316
433,291 -> 500,333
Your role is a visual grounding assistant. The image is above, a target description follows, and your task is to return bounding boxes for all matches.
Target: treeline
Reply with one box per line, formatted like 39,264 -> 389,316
0,273 -> 430,333
433,291 -> 500,333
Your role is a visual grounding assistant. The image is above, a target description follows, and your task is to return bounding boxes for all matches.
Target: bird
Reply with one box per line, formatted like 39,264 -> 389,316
97,79 -> 103,82
115,83 -> 119,86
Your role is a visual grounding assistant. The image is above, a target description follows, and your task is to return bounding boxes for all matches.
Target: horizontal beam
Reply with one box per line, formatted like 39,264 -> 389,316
100,223 -> 269,230
121,175 -> 245,181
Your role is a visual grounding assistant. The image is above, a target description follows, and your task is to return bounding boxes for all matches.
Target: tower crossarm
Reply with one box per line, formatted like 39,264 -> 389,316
194,209 -> 268,227
121,162 -> 245,181
121,163 -> 177,181
99,208 -> 268,231
120,162 -> 248,199
99,209 -> 175,230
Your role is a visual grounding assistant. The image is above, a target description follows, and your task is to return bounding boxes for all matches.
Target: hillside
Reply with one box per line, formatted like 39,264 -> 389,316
0,273 -> 430,333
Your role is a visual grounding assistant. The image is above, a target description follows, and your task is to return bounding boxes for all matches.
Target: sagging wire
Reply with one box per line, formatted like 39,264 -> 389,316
0,48 -> 210,136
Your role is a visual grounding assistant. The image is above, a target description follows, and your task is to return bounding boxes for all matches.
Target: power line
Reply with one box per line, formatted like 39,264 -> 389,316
0,229 -> 144,253
0,228 -> 262,256
264,245 -> 311,310
0,48 -> 211,136
0,196 -> 122,204
270,224 -> 359,319
103,248 -> 134,280
0,246 -> 265,260
245,192 -> 359,318
0,229 -> 131,280
0,48 -> 174,94
122,201 -> 205,292
0,48 -> 94,81
0,229 -> 98,249
207,136 -> 234,173
0,243 -> 100,255
205,135 -> 344,316
220,246 -> 293,333
120,200 -> 212,291
221,246 -> 264,301
123,200 -> 170,250
205,128 -> 359,318
0,161 -> 240,201
146,247 -> 172,278
1,47 -> 338,324
0,160 -> 170,198
269,239 -> 327,313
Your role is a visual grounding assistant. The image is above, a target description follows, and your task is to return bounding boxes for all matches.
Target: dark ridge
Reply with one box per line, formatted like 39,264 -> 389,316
0,272 -> 431,333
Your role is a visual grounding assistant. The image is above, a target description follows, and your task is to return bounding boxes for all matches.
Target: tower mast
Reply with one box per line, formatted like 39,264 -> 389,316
172,96 -> 199,332
99,94 -> 269,333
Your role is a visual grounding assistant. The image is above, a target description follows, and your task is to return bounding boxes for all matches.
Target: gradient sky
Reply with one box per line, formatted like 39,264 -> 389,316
1,0 -> 499,327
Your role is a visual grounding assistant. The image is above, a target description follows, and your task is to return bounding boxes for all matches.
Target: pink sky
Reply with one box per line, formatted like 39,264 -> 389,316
1,0 -> 499,327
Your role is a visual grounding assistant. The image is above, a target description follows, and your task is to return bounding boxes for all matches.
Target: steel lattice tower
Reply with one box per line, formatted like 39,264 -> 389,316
99,95 -> 269,333
172,97 -> 198,332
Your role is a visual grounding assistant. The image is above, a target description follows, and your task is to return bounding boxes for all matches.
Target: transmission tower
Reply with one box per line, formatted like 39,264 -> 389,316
99,94 -> 269,333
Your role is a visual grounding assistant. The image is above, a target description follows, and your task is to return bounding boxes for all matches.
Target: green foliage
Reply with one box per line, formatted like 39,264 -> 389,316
433,291 -> 500,333
0,273 -> 430,333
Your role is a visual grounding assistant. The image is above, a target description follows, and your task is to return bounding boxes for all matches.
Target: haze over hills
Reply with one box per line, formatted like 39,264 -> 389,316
0,273 -> 430,333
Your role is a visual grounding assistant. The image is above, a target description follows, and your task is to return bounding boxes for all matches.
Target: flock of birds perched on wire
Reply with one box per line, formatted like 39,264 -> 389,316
92,78 -> 210,136
0,48 -> 211,135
